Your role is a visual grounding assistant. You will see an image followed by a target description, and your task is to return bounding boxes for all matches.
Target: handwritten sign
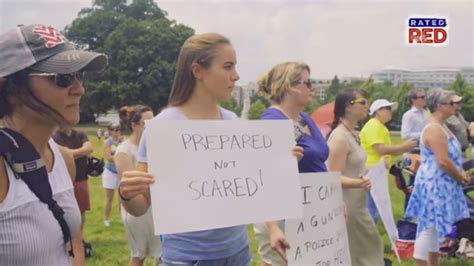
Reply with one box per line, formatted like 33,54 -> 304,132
146,120 -> 302,234
286,172 -> 351,266
366,161 -> 400,261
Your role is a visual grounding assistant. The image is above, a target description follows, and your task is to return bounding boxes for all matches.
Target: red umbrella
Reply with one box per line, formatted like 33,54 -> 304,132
311,101 -> 335,138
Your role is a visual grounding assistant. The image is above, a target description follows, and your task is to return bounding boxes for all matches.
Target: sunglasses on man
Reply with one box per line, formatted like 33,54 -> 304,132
412,95 -> 426,100
29,72 -> 85,89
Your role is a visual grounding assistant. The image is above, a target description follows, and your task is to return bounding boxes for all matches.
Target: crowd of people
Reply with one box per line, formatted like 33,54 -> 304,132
1,24 -> 473,266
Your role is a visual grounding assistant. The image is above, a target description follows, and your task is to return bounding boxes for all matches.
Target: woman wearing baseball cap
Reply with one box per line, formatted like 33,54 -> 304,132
405,89 -> 470,266
359,99 -> 417,223
0,24 -> 107,265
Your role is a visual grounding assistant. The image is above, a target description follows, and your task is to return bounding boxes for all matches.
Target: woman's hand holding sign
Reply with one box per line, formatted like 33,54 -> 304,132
119,165 -> 155,216
267,221 -> 289,262
292,146 -> 304,161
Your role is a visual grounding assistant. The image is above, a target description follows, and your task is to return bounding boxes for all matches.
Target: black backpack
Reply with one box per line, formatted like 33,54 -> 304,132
0,128 -> 74,257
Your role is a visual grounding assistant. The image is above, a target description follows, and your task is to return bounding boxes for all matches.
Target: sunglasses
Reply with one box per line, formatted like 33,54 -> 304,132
381,106 -> 392,111
351,98 -> 367,106
413,95 -> 426,100
440,101 -> 455,106
298,80 -> 312,89
29,72 -> 85,89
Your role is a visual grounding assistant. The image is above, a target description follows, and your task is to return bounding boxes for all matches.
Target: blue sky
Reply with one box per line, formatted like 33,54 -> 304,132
1,0 -> 472,84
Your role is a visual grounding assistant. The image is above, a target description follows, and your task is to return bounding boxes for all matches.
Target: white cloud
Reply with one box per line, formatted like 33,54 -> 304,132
0,0 -> 92,31
159,0 -> 473,83
1,0 -> 472,83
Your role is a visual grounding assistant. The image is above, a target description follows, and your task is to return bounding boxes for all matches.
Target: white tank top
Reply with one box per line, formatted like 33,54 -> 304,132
0,139 -> 81,266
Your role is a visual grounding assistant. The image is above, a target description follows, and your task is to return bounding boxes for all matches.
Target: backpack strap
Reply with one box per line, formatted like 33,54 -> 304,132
0,128 -> 74,257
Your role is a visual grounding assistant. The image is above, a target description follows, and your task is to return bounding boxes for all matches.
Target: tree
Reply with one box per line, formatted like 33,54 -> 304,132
221,98 -> 243,117
65,0 -> 194,123
250,92 -> 270,107
448,73 -> 474,121
391,82 -> 414,126
324,75 -> 342,103
360,76 -> 376,98
303,96 -> 321,115
247,100 -> 266,120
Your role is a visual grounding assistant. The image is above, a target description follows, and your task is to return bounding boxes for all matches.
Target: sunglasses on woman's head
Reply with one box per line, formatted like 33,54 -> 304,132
28,72 -> 85,89
351,98 -> 367,106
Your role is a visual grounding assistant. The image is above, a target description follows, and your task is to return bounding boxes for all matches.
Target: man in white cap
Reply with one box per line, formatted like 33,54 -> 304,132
446,94 -> 473,158
359,99 -> 417,222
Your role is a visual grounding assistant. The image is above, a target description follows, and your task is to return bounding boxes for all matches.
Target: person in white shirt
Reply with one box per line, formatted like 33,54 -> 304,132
401,88 -> 428,142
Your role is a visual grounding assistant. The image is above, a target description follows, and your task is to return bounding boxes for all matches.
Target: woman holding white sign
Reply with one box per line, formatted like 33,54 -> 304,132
119,33 -> 256,265
253,62 -> 328,265
405,89 -> 470,266
327,89 -> 384,266
114,105 -> 161,266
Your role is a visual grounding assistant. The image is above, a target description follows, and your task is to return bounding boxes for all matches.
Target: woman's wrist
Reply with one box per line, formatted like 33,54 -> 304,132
118,187 -> 131,201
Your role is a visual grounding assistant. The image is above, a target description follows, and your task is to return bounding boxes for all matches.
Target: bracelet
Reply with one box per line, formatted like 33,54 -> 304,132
118,187 -> 132,201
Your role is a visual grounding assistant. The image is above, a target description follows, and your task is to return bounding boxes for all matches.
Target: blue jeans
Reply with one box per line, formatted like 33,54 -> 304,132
367,192 -> 380,223
160,246 -> 252,266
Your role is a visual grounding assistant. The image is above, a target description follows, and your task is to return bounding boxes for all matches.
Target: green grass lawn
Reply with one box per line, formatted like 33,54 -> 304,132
78,126 -> 471,265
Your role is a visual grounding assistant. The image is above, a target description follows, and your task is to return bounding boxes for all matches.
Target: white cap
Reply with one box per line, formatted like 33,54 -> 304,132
369,99 -> 398,115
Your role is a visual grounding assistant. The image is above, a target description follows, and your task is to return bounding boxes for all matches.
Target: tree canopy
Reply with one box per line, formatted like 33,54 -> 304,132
66,0 -> 194,122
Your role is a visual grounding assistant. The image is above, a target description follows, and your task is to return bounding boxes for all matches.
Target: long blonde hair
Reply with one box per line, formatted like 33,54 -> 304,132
168,33 -> 231,106
257,62 -> 310,104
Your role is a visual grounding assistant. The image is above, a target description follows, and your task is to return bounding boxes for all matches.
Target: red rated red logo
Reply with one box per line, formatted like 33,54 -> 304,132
408,18 -> 447,45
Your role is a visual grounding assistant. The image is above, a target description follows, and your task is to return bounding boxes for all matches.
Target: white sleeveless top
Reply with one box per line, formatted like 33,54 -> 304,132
0,139 -> 81,266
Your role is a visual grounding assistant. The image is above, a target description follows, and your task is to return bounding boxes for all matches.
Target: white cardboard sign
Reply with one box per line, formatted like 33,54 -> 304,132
286,172 -> 351,266
366,161 -> 400,261
146,119 -> 302,234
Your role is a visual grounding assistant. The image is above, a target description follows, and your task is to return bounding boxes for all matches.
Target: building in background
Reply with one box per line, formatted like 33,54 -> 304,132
312,79 -> 331,101
95,110 -> 119,126
231,82 -> 258,107
372,67 -> 474,88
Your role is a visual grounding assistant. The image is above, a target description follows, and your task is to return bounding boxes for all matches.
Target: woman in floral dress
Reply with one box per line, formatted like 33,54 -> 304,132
405,89 -> 471,266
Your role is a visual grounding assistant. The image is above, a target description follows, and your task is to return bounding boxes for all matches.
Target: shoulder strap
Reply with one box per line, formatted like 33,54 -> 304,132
0,128 -> 74,257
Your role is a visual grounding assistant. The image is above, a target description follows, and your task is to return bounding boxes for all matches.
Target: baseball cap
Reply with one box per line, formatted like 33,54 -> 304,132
369,99 -> 398,115
0,24 -> 108,78
452,94 -> 463,103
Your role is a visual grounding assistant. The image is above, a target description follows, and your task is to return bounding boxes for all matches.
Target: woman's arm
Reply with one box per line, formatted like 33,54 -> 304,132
71,231 -> 85,266
58,146 -> 76,182
372,138 -> 417,156
114,152 -> 134,181
102,141 -> 113,161
328,134 -> 370,189
469,122 -> 474,138
69,141 -> 93,159
424,126 -> 464,183
266,221 -> 289,262
119,162 -> 153,216
0,156 -> 8,202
